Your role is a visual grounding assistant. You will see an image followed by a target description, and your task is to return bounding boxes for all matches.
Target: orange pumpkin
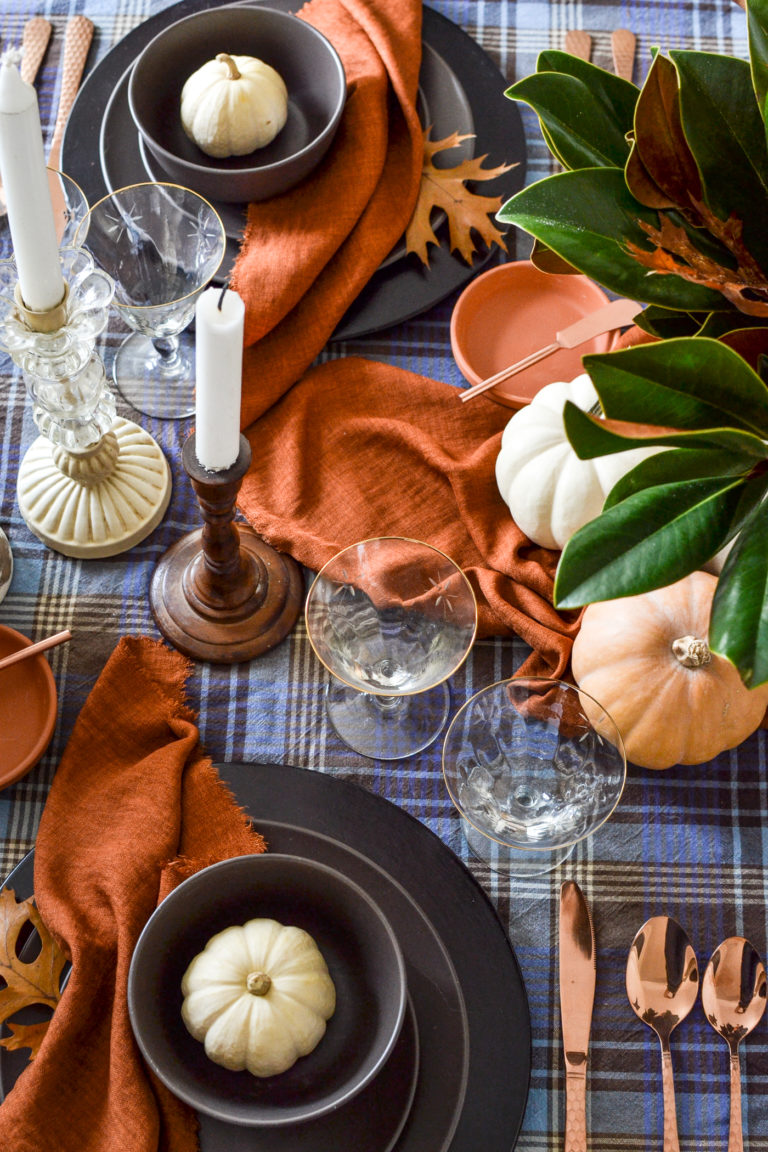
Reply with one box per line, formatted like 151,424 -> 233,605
571,572 -> 768,770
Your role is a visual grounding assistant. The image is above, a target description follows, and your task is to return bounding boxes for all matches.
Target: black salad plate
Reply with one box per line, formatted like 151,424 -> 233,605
61,3 -> 526,340
0,762 -> 531,1150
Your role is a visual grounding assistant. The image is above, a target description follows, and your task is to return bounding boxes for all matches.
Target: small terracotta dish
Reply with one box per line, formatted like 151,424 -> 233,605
128,6 -> 346,203
0,624 -> 57,787
127,853 -> 407,1127
450,260 -> 616,408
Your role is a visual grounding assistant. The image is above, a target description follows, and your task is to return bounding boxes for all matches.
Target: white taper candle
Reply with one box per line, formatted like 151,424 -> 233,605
195,285 -> 245,471
0,49 -> 64,313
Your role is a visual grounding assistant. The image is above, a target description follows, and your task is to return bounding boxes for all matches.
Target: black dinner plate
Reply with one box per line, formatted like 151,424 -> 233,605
61,3 -> 526,340
0,762 -> 531,1150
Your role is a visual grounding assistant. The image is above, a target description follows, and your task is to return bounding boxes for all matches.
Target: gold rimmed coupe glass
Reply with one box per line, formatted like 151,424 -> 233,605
443,677 -> 627,876
306,537 -> 478,760
76,182 -> 226,420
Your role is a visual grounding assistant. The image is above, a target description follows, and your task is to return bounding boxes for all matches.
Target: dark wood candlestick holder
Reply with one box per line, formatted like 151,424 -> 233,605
150,433 -> 303,663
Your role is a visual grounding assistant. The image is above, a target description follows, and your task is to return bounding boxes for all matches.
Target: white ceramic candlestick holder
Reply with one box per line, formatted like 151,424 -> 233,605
0,246 -> 171,557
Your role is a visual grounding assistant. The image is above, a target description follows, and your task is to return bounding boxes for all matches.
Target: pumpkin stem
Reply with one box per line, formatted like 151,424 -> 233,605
216,53 -> 241,80
672,635 -> 712,668
246,971 -> 272,996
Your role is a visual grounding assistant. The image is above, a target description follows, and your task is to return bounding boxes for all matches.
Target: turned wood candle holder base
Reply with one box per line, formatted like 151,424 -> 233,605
150,434 -> 303,663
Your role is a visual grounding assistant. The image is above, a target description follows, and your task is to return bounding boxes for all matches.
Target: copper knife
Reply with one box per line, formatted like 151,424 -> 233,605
559,880 -> 596,1152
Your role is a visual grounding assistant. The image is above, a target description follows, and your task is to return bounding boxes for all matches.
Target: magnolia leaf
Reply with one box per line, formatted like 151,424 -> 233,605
747,0 -> 768,117
582,337 -> 768,435
711,489 -> 768,685
625,139 -> 678,211
498,169 -> 728,312
535,48 -> 640,117
405,131 -> 514,267
554,475 -> 751,608
604,446 -> 758,508
563,401 -> 768,461
528,238 -> 581,275
633,305 -> 706,338
505,70 -> 633,170
672,49 -> 768,274
0,888 -> 66,1059
630,52 -> 703,209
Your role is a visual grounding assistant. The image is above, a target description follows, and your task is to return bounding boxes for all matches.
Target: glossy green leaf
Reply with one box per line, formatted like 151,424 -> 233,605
633,306 -> 705,339
696,312 -> 768,338
671,49 -> 768,272
505,72 -> 634,169
710,484 -> 768,685
747,0 -> 768,122
604,446 -> 759,508
498,170 -> 728,312
563,401 -> 768,460
535,49 -> 640,115
582,337 -> 768,435
554,476 -> 750,608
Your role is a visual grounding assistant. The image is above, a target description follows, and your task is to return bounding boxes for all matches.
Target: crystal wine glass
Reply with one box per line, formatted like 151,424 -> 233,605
77,182 -> 226,420
442,677 -> 626,876
306,537 -> 477,760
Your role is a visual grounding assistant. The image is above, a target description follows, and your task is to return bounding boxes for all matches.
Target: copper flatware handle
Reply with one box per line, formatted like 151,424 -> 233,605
611,29 -> 636,82
20,16 -> 52,85
660,1046 -> 681,1152
564,1069 -> 587,1152
48,15 -> 94,172
728,1051 -> 743,1152
565,30 -> 592,62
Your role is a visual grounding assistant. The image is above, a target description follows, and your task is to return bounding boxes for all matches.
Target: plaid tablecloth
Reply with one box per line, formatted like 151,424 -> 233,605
0,1 -> 765,1149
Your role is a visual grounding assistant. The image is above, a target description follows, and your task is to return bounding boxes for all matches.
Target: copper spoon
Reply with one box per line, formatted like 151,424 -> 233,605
626,916 -> 699,1152
702,937 -> 766,1152
611,29 -> 636,82
565,30 -> 592,62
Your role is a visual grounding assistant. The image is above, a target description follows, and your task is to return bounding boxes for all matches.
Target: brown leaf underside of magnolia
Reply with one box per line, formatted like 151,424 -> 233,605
626,211 -> 768,317
405,130 -> 516,266
0,888 -> 66,1059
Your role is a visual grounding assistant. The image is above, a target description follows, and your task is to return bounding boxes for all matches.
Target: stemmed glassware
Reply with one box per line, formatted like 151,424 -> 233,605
442,677 -> 626,876
77,182 -> 226,420
306,537 -> 477,760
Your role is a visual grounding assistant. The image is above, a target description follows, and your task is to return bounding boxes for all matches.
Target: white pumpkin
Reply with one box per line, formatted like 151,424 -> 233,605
181,917 -> 336,1077
180,53 -> 288,158
495,374 -> 657,550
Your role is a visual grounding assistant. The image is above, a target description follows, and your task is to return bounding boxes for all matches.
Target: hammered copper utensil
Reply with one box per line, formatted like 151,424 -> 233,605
611,29 -> 637,82
0,17 -> 52,216
560,881 -> 596,1152
626,916 -> 699,1152
47,16 -> 94,175
565,30 -> 592,62
702,938 -> 766,1152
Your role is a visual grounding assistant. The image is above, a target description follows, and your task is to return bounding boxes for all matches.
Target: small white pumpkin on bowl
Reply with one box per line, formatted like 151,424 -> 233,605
181,917 -> 336,1077
181,52 -> 288,158
495,373 -> 657,550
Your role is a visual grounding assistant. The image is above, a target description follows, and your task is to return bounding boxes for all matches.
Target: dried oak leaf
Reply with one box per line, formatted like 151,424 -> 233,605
405,130 -> 516,266
0,888 -> 66,1060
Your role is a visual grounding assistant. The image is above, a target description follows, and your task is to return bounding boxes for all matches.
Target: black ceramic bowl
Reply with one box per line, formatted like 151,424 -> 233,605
127,6 -> 346,203
127,853 -> 406,1126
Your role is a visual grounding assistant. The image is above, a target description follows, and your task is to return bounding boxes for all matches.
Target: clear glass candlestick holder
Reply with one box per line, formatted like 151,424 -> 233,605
0,245 -> 171,558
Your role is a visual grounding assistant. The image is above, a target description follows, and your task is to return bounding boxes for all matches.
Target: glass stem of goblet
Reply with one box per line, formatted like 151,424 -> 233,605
152,335 -> 183,375
366,693 -> 409,716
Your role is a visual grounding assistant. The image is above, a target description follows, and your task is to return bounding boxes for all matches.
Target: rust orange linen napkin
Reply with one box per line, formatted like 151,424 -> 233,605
237,357 -> 582,679
232,0 -> 424,426
0,636 -> 265,1152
